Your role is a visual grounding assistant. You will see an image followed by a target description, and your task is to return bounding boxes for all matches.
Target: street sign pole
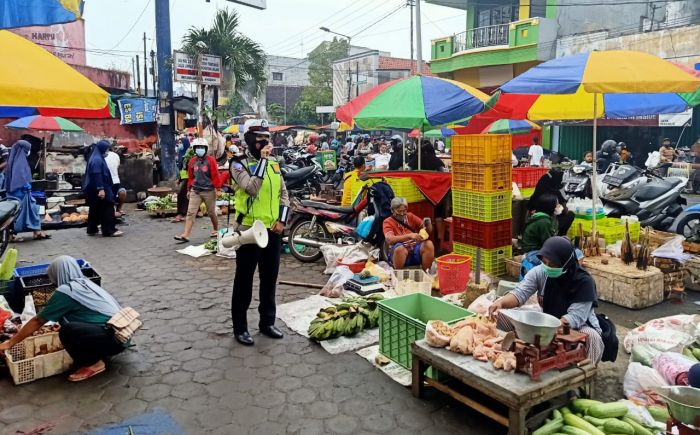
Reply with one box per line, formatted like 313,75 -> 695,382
155,0 -> 177,180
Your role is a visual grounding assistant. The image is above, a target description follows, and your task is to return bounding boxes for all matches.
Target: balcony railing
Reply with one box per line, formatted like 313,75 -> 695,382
453,23 -> 510,52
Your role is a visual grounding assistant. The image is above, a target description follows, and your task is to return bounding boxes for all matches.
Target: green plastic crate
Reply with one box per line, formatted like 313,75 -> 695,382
378,293 -> 473,379
452,189 -> 512,222
567,217 -> 640,244
452,243 -> 512,276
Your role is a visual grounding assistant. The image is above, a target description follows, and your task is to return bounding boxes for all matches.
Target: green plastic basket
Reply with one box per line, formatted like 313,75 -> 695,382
452,243 -> 512,276
567,217 -> 640,244
378,293 -> 473,379
452,189 -> 512,222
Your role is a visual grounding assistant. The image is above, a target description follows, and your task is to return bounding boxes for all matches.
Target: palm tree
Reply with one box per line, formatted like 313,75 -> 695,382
182,8 -> 267,110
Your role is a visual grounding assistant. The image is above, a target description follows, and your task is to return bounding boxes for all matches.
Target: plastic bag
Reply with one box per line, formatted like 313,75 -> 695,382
645,151 -> 660,169
0,296 -> 11,326
320,245 -> 351,275
651,235 -> 691,263
652,352 -> 695,385
630,344 -> 661,367
356,216 -> 374,239
216,228 -> 237,259
320,266 -> 354,298
623,362 -> 668,406
619,399 -> 663,427
20,295 -> 36,323
425,320 -> 452,348
467,291 -> 497,315
623,314 -> 699,352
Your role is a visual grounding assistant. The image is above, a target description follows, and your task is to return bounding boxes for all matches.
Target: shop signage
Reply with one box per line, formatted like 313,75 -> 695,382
10,20 -> 86,66
577,109 -> 693,127
173,51 -> 222,86
118,98 -> 158,125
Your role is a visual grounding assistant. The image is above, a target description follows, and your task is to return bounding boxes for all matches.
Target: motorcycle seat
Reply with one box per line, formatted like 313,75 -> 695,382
283,166 -> 316,183
0,199 -> 20,222
301,200 -> 355,214
635,177 -> 684,202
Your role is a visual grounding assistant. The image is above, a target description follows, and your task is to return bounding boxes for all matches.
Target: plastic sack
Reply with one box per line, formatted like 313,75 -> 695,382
20,295 -> 36,324
623,314 -> 699,353
467,291 -> 497,316
215,228 -> 238,259
362,260 -> 390,282
623,362 -> 668,406
651,235 -> 691,263
630,344 -> 661,367
645,151 -> 660,169
619,399 -> 664,428
320,266 -> 354,298
320,244 -> 351,275
425,320 -> 452,348
0,295 -> 11,326
652,352 -> 695,385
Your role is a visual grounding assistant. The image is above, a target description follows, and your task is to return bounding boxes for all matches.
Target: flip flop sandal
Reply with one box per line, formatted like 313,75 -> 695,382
10,236 -> 24,243
33,233 -> 51,240
210,231 -> 218,238
68,365 -> 105,382
170,217 -> 184,223
174,235 -> 189,243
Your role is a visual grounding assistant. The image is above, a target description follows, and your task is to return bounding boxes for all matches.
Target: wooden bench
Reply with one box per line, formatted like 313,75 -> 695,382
411,340 -> 597,435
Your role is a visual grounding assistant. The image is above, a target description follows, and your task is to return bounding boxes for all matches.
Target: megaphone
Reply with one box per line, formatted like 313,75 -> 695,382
221,220 -> 269,249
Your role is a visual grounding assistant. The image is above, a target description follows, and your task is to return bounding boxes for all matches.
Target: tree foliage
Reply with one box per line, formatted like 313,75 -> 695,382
267,103 -> 285,124
182,8 -> 267,97
290,38 -> 349,125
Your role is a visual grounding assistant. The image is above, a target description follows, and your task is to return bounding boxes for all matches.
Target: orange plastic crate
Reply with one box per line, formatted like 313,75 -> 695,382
452,162 -> 511,192
452,217 -> 512,249
512,167 -> 548,188
451,134 -> 511,164
407,201 -> 434,221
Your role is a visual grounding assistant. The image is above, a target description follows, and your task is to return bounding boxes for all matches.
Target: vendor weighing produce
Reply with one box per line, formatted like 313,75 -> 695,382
489,237 -> 607,364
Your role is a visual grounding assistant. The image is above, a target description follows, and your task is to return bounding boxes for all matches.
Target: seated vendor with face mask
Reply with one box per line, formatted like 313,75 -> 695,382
383,197 -> 434,271
488,237 -> 604,364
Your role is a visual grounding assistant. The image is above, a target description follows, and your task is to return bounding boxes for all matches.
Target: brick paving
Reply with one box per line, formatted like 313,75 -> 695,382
0,207 -> 493,435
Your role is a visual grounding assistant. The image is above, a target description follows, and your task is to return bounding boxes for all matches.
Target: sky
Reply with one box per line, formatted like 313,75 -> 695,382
83,0 -> 467,75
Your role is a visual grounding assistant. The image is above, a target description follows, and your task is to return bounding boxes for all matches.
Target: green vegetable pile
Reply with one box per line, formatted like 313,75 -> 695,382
203,239 -> 218,252
217,192 -> 234,202
681,342 -> 700,362
308,294 -> 383,341
533,398 -> 669,435
145,196 -> 175,211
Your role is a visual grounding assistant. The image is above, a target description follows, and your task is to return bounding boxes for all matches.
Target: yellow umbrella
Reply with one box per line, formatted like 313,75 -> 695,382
0,30 -> 110,113
223,124 -> 243,134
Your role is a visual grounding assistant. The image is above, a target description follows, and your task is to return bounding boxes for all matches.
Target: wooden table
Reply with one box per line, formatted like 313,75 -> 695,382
411,340 -> 596,435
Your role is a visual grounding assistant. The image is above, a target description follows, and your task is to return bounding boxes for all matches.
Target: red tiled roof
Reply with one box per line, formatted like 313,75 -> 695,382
378,56 -> 433,75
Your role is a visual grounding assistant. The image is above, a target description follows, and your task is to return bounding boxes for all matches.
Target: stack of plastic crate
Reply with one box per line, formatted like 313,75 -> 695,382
451,135 -> 513,276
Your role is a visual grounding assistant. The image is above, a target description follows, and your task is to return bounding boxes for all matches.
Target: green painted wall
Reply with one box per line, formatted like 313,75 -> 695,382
430,44 -> 537,74
466,5 -> 476,32
541,125 -> 552,150
511,20 -> 539,46
432,38 -> 453,60
559,126 -> 592,161
545,0 -> 557,19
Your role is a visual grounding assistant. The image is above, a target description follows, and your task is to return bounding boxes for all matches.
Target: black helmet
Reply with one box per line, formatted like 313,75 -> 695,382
601,139 -> 617,156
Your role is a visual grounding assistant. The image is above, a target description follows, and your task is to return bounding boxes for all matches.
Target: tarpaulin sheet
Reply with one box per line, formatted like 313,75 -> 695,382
370,171 -> 452,205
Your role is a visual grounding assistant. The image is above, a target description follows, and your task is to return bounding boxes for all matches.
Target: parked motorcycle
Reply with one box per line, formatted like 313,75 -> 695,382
671,203 -> 700,238
601,163 -> 687,230
563,164 -> 594,199
281,164 -> 322,199
0,198 -> 21,258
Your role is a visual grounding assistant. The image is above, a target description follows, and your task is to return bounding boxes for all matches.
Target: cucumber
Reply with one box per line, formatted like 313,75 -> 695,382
0,248 -> 17,280
552,409 -> 563,421
583,416 -> 608,427
560,407 -> 573,416
587,403 -> 628,419
693,347 -> 700,361
572,399 -> 603,413
533,420 -> 564,435
563,414 -> 606,435
682,347 -> 698,361
621,417 -> 654,435
603,419 -> 635,435
562,426 -> 595,435
646,406 -> 669,423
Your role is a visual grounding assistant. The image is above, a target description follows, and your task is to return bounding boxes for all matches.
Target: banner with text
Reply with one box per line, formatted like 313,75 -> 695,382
118,98 -> 157,125
10,20 -> 86,65
173,51 -> 222,86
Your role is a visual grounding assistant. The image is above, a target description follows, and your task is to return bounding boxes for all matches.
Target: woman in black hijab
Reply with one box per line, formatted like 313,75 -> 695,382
408,140 -> 446,171
489,237 -> 604,363
528,168 -> 574,236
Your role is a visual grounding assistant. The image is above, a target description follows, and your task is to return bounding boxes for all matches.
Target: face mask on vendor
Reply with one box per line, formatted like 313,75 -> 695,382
541,252 -> 573,278
393,205 -> 408,223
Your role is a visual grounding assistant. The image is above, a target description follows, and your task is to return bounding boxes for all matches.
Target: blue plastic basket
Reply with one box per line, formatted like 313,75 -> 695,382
14,259 -> 89,278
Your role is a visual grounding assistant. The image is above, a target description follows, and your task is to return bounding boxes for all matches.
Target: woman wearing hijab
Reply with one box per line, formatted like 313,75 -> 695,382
171,136 -> 193,223
488,237 -> 604,364
0,256 -> 127,381
4,140 -> 50,241
528,168 -> 575,236
83,140 -> 122,237
408,140 -> 447,172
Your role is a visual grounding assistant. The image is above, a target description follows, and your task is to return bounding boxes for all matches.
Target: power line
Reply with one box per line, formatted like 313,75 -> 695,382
462,0 -> 687,6
108,0 -> 152,50
351,3 -> 407,38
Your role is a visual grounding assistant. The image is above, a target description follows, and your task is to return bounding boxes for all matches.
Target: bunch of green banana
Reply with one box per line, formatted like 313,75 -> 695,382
307,294 -> 385,341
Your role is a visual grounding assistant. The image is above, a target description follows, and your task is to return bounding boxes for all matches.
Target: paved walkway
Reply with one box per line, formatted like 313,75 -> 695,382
0,208 -> 491,435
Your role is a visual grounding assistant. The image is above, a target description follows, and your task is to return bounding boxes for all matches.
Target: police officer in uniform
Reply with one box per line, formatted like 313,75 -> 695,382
229,119 -> 290,346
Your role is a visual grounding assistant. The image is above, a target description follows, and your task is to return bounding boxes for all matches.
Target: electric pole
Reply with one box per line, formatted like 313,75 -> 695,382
143,32 -> 148,97
131,57 -> 136,91
136,55 -> 141,95
150,49 -> 157,96
155,0 -> 176,180
408,0 -> 414,64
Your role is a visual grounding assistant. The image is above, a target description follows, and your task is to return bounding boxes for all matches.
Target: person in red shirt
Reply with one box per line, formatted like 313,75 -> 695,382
383,197 -> 434,270
174,139 -> 222,243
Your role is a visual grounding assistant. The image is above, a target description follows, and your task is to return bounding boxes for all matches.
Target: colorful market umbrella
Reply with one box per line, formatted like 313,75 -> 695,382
5,115 -> 83,132
336,76 -> 489,130
498,50 -> 700,232
481,119 -> 540,135
409,127 -> 455,138
0,31 -> 112,118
